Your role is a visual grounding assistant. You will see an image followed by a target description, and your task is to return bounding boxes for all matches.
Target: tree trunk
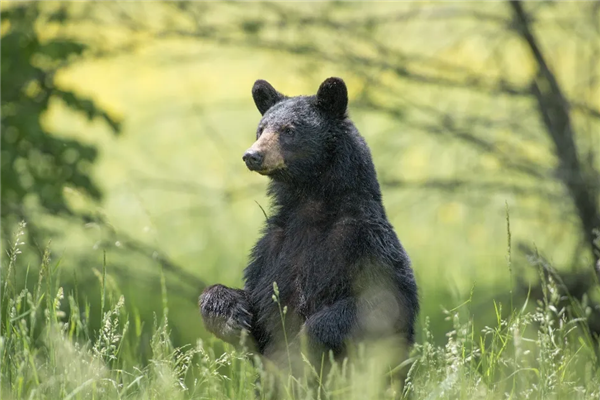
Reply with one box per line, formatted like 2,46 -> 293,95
509,0 -> 600,279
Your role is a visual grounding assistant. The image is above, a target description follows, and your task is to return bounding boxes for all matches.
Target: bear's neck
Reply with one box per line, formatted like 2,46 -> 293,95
267,126 -> 383,216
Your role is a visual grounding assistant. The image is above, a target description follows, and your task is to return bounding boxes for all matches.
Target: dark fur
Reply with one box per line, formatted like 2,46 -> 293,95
200,77 -> 419,370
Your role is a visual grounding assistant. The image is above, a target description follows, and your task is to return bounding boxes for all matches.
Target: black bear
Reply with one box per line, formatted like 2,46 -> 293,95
200,77 -> 418,375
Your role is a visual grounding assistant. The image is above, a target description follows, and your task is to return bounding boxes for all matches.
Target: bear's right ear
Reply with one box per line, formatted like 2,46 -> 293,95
252,80 -> 284,115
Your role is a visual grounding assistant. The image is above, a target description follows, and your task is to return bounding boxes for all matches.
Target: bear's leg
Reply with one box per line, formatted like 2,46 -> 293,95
303,298 -> 356,359
303,297 -> 412,393
199,284 -> 254,347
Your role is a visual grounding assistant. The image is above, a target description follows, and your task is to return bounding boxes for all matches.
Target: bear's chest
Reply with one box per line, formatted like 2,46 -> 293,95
251,214 -> 356,327
263,224 -> 328,313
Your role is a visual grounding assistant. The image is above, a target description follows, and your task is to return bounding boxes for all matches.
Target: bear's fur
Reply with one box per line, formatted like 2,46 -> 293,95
200,77 -> 418,373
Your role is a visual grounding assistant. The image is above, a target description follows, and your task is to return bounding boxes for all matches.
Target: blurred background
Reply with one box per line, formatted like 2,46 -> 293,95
2,1 -> 599,351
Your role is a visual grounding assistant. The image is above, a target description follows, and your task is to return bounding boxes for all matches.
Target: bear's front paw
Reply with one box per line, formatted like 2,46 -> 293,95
199,284 -> 252,343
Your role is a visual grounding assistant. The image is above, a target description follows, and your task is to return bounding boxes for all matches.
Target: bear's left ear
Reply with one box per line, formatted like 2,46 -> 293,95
252,80 -> 285,115
316,77 -> 348,118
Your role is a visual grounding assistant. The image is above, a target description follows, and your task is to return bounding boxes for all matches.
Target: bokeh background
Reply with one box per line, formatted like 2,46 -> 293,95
2,1 -> 599,353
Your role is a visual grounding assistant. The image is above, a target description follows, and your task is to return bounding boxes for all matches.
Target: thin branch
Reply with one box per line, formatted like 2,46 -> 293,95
356,98 -> 551,181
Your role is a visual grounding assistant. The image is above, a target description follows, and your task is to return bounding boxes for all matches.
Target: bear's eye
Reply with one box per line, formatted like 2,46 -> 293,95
281,126 -> 294,136
257,126 -> 264,138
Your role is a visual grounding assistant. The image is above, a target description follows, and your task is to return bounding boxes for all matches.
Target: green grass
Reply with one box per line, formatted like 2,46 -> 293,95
2,222 -> 599,400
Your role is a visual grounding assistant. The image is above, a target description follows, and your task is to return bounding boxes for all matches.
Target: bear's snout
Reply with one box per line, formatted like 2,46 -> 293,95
243,149 -> 264,171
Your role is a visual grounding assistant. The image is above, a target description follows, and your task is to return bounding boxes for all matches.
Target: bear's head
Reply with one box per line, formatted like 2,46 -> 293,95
243,77 -> 348,181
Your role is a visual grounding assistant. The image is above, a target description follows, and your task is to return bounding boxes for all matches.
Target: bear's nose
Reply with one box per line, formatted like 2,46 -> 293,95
243,150 -> 264,171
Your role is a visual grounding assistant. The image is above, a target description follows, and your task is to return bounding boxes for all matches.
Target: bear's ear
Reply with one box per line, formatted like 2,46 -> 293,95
316,77 -> 348,118
252,80 -> 285,115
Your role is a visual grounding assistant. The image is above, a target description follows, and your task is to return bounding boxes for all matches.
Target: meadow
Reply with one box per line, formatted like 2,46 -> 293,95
2,221 -> 600,399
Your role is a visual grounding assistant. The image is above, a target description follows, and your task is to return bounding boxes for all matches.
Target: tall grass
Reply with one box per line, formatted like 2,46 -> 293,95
1,222 -> 599,399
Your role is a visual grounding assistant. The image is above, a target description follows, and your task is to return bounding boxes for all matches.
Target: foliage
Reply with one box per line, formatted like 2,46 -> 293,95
0,3 -> 121,239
